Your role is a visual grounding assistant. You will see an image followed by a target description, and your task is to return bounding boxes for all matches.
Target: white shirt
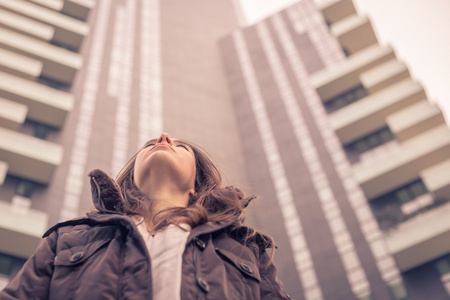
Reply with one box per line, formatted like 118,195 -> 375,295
135,220 -> 191,300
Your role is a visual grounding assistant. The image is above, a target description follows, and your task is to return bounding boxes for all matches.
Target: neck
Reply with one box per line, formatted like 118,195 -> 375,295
143,175 -> 191,216
148,186 -> 190,213
144,186 -> 190,235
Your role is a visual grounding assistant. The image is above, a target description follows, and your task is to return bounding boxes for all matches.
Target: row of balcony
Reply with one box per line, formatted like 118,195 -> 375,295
316,0 -> 450,273
0,0 -> 93,260
0,0 -> 92,51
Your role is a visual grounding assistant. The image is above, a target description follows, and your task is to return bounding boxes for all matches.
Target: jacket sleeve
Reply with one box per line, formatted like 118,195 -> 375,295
259,249 -> 291,300
0,231 -> 57,300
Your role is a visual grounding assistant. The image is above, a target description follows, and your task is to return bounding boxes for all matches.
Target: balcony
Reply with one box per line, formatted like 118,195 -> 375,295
317,0 -> 356,25
0,0 -> 90,51
311,45 -> 395,102
421,158 -> 450,200
0,71 -> 73,128
0,126 -> 63,184
0,200 -> 48,258
0,28 -> 83,85
331,14 -> 378,55
353,125 -> 450,199
0,161 -> 7,186
30,0 -> 95,21
324,84 -> 368,113
385,201 -> 450,271
387,101 -> 446,142
0,8 -> 54,42
0,97 -> 27,131
360,59 -> 410,94
330,79 -> 425,145
0,48 -> 43,81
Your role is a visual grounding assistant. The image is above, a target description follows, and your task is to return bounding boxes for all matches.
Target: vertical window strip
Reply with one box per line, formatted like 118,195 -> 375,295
232,31 -> 323,300
286,2 -> 345,68
59,0 -> 111,221
110,1 -> 136,175
267,16 -> 371,298
281,4 -> 406,291
107,7 -> 124,98
139,0 -> 162,147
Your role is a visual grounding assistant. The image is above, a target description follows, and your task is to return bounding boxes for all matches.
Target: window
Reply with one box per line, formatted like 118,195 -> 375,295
395,180 -> 427,204
343,47 -> 351,57
324,84 -> 368,113
34,124 -> 49,139
389,282 -> 409,299
0,252 -> 26,278
0,256 -> 12,276
37,77 -> 67,90
371,179 -> 431,230
358,294 -> 372,300
346,127 -> 395,155
16,180 -> 34,198
374,179 -> 428,204
435,255 -> 450,295
436,258 -> 450,276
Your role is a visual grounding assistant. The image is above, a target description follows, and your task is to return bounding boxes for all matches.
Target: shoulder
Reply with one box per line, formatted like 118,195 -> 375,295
43,211 -> 139,238
43,217 -> 94,237
225,225 -> 274,253
41,213 -> 137,252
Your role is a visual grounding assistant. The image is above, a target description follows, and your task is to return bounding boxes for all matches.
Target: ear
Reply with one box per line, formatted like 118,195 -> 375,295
189,188 -> 196,196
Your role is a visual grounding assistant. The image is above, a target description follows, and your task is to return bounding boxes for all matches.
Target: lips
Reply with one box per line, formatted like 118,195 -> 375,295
151,144 -> 175,152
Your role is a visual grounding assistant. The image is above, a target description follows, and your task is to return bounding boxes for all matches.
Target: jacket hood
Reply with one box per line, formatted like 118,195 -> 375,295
88,168 -> 124,213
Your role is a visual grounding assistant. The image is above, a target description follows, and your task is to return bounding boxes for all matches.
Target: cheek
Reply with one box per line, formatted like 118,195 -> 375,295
133,154 -> 145,187
184,156 -> 196,185
133,165 -> 141,188
190,165 -> 196,185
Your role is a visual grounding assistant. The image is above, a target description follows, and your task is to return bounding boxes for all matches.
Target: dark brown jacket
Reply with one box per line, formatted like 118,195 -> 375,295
0,170 -> 290,300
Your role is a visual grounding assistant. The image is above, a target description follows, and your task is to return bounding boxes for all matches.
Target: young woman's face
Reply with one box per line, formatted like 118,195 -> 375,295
133,133 -> 196,196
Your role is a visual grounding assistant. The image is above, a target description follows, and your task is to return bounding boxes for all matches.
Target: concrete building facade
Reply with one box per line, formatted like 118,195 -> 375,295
1,0 -> 450,299
220,0 -> 450,299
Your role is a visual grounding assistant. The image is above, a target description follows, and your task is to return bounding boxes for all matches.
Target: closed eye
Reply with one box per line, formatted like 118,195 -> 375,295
177,144 -> 188,150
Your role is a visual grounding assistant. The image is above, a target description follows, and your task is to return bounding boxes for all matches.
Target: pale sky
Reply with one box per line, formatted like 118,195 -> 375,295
238,0 -> 450,123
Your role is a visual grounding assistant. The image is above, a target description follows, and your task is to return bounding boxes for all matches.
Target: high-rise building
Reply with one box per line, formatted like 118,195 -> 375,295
0,0 -> 93,288
0,0 -> 246,289
220,0 -> 450,299
1,0 -> 450,299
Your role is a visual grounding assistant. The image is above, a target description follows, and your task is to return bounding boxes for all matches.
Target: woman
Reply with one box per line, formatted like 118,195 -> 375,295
1,133 -> 290,300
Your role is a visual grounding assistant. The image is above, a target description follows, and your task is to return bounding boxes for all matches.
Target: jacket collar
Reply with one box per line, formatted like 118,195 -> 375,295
187,219 -> 237,244
45,169 -> 239,239
45,169 -> 270,248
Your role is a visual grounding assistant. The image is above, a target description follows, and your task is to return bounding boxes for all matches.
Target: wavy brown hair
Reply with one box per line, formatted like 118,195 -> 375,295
115,138 -> 274,256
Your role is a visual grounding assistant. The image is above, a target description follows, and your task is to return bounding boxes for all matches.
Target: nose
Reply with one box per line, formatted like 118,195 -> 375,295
157,133 -> 173,146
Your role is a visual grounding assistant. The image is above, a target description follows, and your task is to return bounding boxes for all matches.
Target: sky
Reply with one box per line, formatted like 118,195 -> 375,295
237,0 -> 450,123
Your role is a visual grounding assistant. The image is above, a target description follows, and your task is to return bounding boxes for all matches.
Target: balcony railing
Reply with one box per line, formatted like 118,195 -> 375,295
318,0 -> 356,25
311,45 -> 395,103
331,14 -> 377,55
0,200 -> 48,258
384,200 -> 450,271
